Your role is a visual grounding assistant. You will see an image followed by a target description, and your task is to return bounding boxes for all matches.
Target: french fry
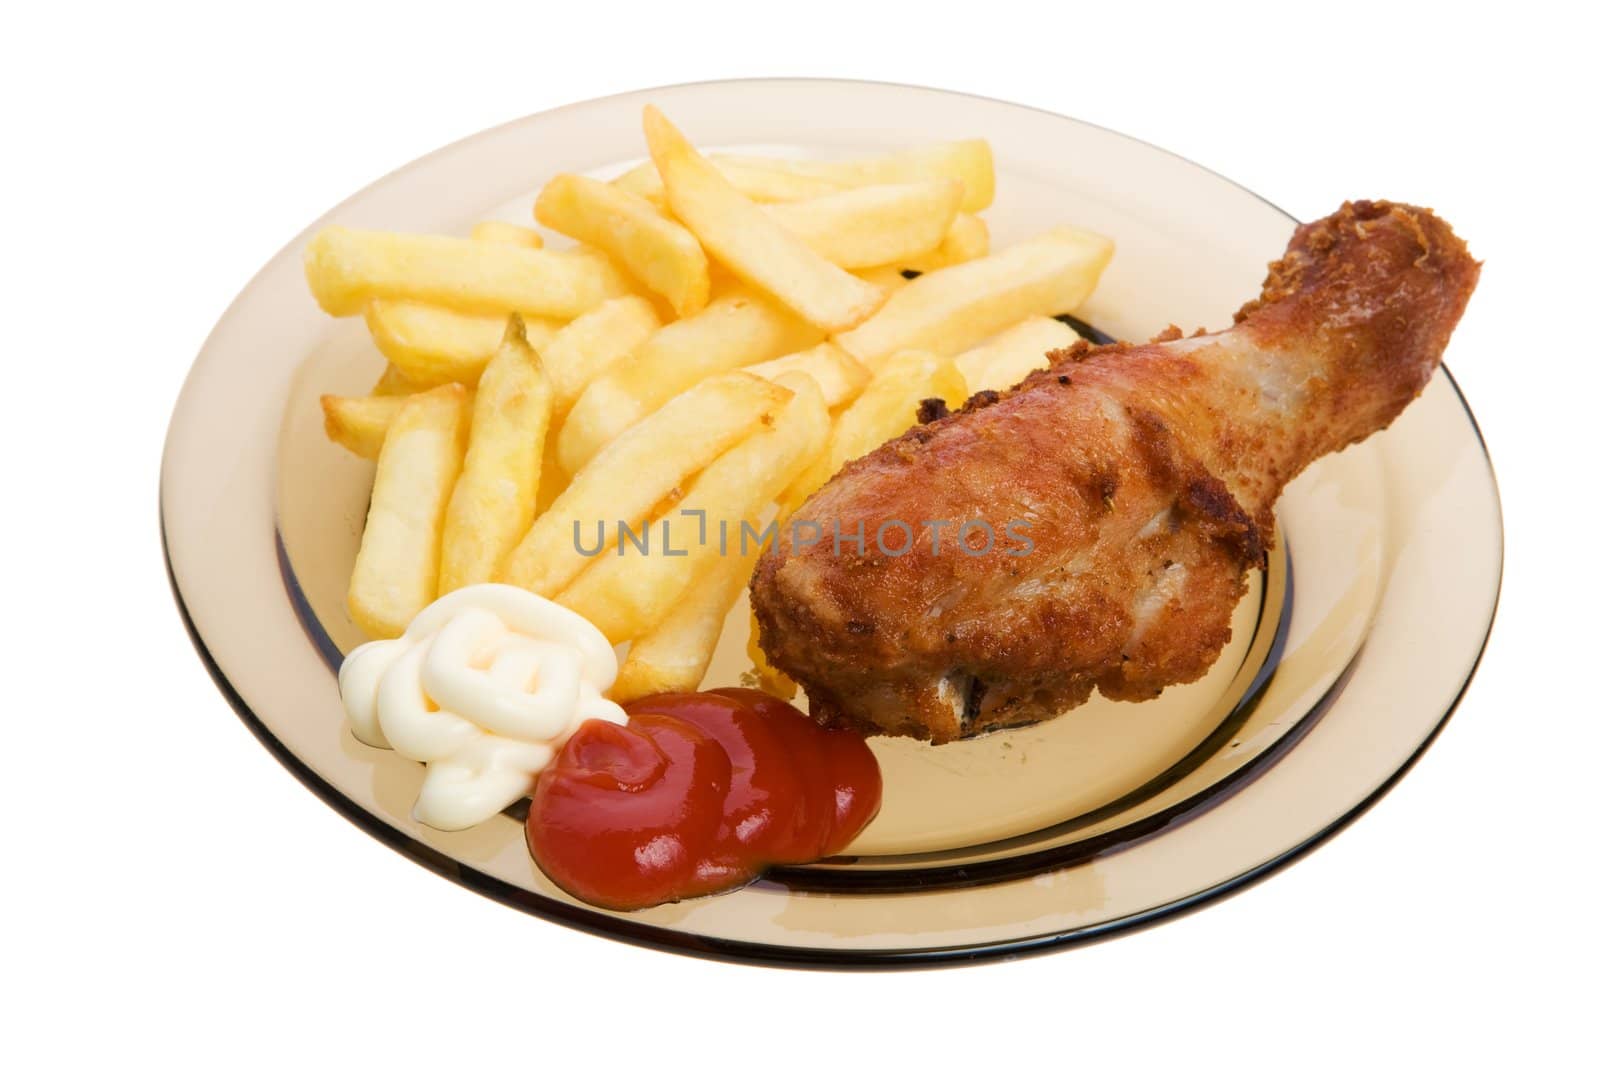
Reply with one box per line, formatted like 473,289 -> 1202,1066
312,119 -> 1119,695
365,301 -> 561,387
781,350 -> 968,514
469,220 -> 544,248
372,364 -> 423,396
746,341 -> 871,409
900,212 -> 989,273
611,552 -> 756,703
852,265 -> 915,293
955,316 -> 1083,394
321,394 -> 406,459
612,157 -> 848,205
328,299 -> 662,462
610,160 -> 666,201
834,226 -> 1114,367
535,448 -> 568,516
361,221 -> 563,386
719,139 -> 995,213
705,259 -> 743,297
438,320 -> 553,594
763,180 -> 964,269
347,384 -> 470,638
558,375 -> 829,643
501,373 -> 791,598
849,218 -> 986,295
304,226 -> 634,318
643,106 -> 885,333
537,295 -> 661,416
535,173 -> 710,317
557,288 -> 820,474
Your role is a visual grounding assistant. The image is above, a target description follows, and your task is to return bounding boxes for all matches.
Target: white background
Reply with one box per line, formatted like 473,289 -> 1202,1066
5,2 -> 1595,1063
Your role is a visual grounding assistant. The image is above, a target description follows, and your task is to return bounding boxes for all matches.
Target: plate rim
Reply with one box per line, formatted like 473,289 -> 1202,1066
160,76 -> 1505,970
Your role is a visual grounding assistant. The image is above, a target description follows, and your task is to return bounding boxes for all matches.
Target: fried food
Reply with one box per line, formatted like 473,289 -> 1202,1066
438,319 -> 553,593
535,173 -> 711,316
764,180 -> 964,269
612,156 -> 848,205
954,315 -> 1082,394
781,349 -> 967,514
558,375 -> 828,642
348,384 -> 470,638
643,106 -> 885,333
745,341 -> 872,409
611,553 -> 757,703
365,301 -> 561,387
501,372 -> 790,597
536,295 -> 661,416
308,106 -> 1206,723
827,215 -> 989,292
751,201 -> 1480,741
746,612 -> 798,700
536,448 -> 568,516
361,222 -> 562,386
304,227 -> 634,318
900,212 -> 989,273
372,365 -> 423,396
468,220 -> 545,247
719,139 -> 995,212
850,265 -> 916,292
834,225 -> 1113,367
556,287 -> 820,474
321,393 -> 406,459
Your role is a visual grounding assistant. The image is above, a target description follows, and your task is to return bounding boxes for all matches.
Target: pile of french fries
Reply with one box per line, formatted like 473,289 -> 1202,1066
308,106 -> 1114,702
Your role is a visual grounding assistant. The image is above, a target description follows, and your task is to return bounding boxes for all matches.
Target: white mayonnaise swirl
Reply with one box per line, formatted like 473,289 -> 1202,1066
338,583 -> 626,831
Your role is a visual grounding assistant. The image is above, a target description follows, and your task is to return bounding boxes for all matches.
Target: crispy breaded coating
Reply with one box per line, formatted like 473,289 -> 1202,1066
751,202 -> 1480,741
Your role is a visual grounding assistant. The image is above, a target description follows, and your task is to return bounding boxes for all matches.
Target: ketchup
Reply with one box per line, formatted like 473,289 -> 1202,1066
527,688 -> 882,911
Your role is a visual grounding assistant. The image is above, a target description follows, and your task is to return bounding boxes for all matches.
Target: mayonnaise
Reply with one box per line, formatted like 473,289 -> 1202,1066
338,583 -> 627,831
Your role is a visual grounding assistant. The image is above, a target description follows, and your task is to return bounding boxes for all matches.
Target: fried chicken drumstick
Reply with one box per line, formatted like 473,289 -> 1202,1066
751,201 -> 1479,742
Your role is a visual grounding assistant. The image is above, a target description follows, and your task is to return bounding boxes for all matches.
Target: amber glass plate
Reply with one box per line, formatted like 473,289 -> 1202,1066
161,79 -> 1502,968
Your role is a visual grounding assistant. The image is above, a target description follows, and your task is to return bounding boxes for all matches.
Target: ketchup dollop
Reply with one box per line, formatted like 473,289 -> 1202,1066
527,687 -> 882,911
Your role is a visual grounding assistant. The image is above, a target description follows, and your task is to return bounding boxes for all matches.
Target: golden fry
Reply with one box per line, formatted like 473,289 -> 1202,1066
361,221 -> 562,386
535,173 -> 710,316
611,553 -> 756,703
899,212 -> 989,273
851,218 -> 988,295
557,288 -> 820,474
746,341 -> 871,408
469,220 -> 545,248
612,156 -> 848,205
955,316 -> 1083,394
781,350 -> 968,513
851,265 -> 915,293
643,106 -> 885,333
372,364 -> 423,396
719,139 -> 995,212
347,384 -> 470,638
535,447 -> 568,517
501,373 -> 791,598
304,226 -> 633,318
835,225 -> 1114,367
320,394 -> 406,459
438,320 -> 553,594
558,375 -> 829,643
365,301 -> 560,387
537,295 -> 661,415
765,180 -> 964,269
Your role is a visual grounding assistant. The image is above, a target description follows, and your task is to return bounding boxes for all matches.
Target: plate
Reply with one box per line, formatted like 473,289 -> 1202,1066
161,78 -> 1502,967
